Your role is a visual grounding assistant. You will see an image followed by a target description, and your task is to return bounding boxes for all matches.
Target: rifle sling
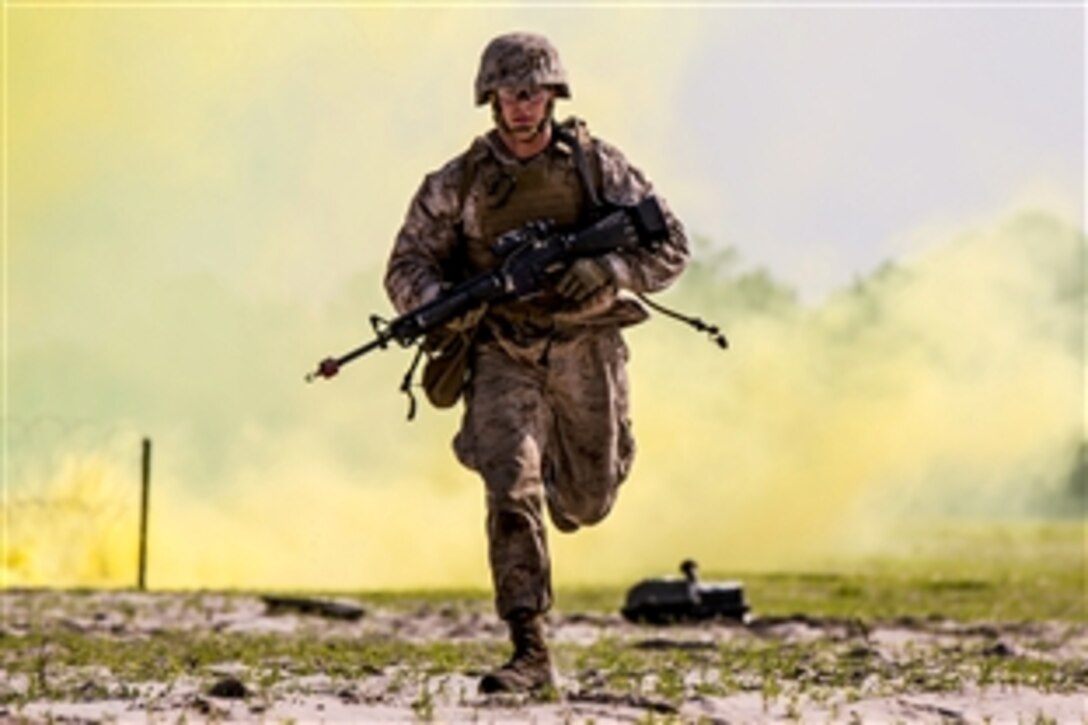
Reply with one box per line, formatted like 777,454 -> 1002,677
557,122 -> 728,350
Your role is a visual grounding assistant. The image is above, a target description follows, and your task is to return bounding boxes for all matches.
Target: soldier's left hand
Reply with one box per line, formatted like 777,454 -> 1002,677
556,257 -> 615,302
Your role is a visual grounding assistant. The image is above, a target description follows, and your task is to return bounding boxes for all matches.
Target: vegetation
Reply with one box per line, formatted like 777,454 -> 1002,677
0,521 -> 1082,719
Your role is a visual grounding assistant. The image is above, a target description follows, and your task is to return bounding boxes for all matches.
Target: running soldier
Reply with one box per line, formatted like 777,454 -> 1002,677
384,32 -> 688,694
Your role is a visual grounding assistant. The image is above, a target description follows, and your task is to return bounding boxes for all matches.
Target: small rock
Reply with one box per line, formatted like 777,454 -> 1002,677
260,595 -> 365,621
983,640 -> 1015,658
208,676 -> 248,699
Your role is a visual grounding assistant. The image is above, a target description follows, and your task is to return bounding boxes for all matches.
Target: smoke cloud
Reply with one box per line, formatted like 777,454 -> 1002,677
5,210 -> 1082,589
4,6 -> 1082,591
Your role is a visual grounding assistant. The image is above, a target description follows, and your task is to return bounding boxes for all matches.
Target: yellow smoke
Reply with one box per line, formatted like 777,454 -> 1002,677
633,212 -> 1079,572
4,7 -> 1082,591
5,211 -> 1081,590
4,438 -> 488,590
4,454 -> 140,586
569,211 -> 1082,579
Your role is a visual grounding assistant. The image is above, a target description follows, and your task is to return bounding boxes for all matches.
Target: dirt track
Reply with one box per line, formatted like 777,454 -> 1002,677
2,590 -> 1085,722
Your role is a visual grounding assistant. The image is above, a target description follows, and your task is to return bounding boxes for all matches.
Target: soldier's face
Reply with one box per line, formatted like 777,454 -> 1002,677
496,86 -> 554,139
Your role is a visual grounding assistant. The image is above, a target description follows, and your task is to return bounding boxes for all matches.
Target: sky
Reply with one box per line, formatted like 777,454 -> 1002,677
3,3 -> 1084,590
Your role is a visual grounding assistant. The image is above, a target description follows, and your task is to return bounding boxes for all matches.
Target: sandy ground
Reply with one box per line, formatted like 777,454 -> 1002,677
1,590 -> 1085,723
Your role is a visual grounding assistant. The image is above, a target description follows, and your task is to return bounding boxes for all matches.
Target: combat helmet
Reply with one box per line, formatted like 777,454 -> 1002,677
475,32 -> 571,106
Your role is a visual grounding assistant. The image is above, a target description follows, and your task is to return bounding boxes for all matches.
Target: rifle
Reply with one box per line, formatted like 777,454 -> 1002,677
305,197 -> 671,384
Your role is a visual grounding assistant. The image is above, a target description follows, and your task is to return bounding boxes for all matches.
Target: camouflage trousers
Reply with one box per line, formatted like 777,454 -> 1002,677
453,326 -> 635,619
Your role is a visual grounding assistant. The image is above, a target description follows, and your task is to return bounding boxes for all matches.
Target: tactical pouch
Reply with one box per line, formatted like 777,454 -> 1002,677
421,327 -> 476,409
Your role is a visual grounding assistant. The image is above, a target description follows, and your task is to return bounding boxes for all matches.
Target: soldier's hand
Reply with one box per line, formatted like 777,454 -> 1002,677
418,282 -> 444,307
556,257 -> 615,302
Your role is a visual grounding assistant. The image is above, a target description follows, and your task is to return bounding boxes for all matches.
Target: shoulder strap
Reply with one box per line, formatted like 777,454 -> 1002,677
553,117 -> 605,213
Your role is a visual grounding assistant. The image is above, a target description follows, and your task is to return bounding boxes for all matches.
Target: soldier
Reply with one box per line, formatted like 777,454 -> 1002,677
384,32 -> 688,694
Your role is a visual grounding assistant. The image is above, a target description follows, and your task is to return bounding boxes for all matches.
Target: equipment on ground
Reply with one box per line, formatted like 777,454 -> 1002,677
621,559 -> 749,624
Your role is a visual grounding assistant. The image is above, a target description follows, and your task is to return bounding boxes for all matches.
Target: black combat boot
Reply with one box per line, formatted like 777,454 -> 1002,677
479,609 -> 557,694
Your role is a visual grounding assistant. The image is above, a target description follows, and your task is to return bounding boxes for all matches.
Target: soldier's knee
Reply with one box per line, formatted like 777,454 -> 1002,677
555,482 -> 617,529
576,496 -> 616,527
479,439 -> 543,493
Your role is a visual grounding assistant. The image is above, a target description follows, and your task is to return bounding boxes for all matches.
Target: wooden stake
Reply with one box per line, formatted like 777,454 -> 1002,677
138,437 -> 151,590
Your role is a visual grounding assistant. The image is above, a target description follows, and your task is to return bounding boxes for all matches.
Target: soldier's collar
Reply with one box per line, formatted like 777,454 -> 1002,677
482,127 -> 573,166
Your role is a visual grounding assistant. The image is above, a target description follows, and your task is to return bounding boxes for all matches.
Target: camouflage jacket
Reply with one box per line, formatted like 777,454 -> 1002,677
384,118 -> 688,331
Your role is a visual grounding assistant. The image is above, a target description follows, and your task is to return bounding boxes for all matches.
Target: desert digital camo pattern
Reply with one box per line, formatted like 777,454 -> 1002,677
474,32 -> 571,106
452,330 -> 634,617
384,118 -> 687,619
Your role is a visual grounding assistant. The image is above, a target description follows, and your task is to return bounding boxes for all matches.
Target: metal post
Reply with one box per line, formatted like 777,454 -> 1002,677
138,437 -> 151,590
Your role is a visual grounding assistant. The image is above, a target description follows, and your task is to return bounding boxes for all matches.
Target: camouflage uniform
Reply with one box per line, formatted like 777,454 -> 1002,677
385,122 -> 687,619
384,32 -> 686,622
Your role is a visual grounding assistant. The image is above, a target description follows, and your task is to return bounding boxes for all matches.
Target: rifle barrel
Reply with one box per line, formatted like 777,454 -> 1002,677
305,332 -> 394,382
